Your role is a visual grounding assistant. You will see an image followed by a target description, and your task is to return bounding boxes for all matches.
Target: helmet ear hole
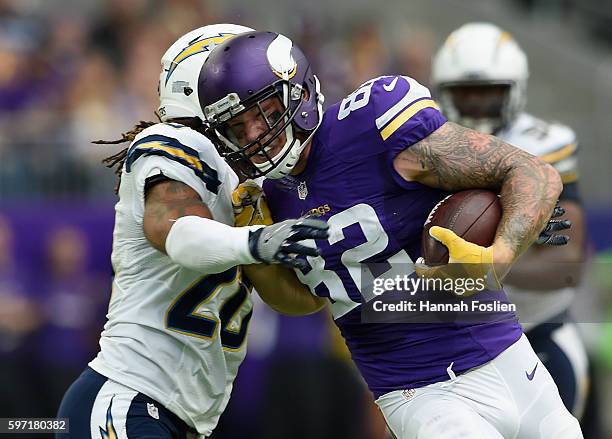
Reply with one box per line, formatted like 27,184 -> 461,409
302,83 -> 311,101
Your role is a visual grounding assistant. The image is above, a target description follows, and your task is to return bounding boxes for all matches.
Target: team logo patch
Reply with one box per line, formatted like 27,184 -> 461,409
99,396 -> 118,439
267,34 -> 298,80
402,388 -> 416,401
272,63 -> 297,80
147,402 -> 160,419
306,203 -> 331,217
297,181 -> 308,200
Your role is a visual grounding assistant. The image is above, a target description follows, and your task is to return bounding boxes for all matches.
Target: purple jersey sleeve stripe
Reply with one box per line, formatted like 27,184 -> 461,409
380,98 -> 439,140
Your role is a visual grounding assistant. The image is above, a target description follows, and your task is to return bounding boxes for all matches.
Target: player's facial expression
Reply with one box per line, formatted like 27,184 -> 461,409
226,96 -> 287,164
448,84 -> 509,119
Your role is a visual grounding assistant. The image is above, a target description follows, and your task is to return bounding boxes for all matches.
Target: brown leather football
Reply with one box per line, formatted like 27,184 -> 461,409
422,190 -> 501,265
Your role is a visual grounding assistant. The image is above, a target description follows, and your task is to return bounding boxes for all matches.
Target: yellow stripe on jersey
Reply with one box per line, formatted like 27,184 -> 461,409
127,134 -> 221,194
540,143 -> 577,164
135,141 -> 204,172
380,99 -> 439,141
561,170 -> 579,184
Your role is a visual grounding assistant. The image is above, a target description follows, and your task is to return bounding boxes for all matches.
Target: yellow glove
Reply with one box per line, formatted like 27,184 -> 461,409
415,226 -> 501,296
232,180 -> 273,227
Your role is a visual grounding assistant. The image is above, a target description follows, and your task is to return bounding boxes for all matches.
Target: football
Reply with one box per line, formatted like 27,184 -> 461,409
422,190 -> 502,265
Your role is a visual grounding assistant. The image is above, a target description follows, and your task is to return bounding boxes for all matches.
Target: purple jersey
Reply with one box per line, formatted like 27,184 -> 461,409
264,75 -> 522,398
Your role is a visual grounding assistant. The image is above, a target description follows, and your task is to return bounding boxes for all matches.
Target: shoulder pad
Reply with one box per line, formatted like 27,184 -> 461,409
318,76 -> 445,162
127,124 -> 221,194
501,114 -> 578,184
369,76 -> 435,135
502,113 -> 576,156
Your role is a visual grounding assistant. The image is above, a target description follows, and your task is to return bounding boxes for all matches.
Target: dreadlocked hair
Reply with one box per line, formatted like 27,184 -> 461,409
94,114 -> 206,193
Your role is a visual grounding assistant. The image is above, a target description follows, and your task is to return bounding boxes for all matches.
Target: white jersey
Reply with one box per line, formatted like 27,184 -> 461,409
497,113 -> 579,329
89,122 -> 252,437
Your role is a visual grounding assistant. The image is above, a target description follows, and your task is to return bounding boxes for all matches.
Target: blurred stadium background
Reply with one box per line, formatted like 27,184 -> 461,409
0,0 -> 610,437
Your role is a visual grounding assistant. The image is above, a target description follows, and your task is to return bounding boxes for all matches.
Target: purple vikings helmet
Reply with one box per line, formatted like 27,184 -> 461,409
198,31 -> 324,179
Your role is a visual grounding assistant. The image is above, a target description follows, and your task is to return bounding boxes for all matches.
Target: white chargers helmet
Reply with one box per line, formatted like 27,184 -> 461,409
158,23 -> 255,122
431,23 -> 529,134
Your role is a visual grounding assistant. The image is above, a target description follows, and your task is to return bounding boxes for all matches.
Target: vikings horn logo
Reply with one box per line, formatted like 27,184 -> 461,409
165,33 -> 237,85
266,34 -> 297,80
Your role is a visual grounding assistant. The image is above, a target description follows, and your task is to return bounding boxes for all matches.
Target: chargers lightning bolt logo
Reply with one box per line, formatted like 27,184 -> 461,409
99,396 -> 118,439
164,33 -> 236,85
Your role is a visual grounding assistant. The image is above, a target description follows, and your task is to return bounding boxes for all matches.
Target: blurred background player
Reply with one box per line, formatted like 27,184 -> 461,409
199,30 -> 580,438
431,22 -> 592,426
56,24 -> 328,439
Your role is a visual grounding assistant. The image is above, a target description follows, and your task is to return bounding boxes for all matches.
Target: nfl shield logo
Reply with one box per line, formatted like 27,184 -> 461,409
147,403 -> 160,420
297,181 -> 308,200
402,389 -> 416,401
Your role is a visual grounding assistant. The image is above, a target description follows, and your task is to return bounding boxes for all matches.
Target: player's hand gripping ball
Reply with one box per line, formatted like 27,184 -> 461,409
232,180 -> 273,227
416,226 -> 501,296
416,190 -> 502,296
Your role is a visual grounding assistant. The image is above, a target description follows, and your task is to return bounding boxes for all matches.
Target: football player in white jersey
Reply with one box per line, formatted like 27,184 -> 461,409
56,24 -> 328,439
432,22 -> 589,421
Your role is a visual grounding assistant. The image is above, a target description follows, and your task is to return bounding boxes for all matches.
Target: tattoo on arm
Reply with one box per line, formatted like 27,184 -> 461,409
143,180 -> 212,252
397,122 -> 562,258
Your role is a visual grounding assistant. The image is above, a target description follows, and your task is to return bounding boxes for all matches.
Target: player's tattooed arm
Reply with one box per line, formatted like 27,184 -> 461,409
394,121 -> 562,264
143,179 -> 212,253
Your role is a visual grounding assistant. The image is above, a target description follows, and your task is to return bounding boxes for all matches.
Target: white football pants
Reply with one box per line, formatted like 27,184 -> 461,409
376,334 -> 583,439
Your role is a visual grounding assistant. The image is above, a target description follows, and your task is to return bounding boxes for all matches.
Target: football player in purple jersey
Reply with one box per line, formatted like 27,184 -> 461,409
198,31 -> 582,438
